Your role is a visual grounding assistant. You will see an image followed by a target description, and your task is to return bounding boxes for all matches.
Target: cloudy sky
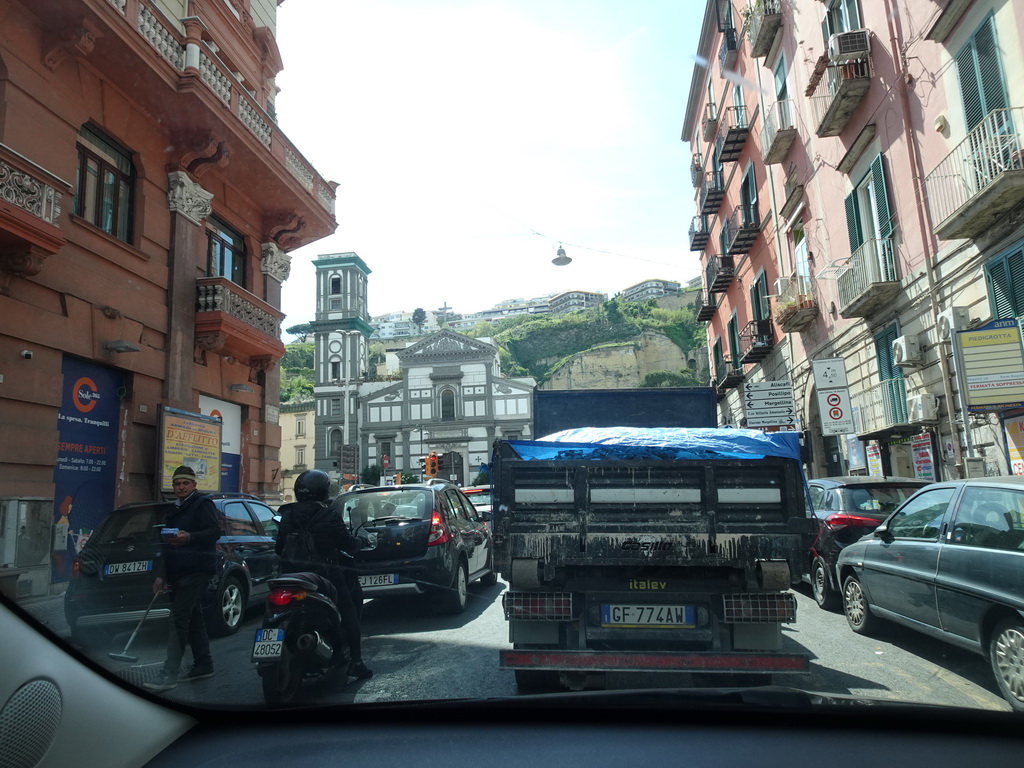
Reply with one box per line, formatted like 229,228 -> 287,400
274,0 -> 701,333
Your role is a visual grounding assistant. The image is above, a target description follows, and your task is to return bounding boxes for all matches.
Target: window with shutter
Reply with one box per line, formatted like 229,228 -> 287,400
728,315 -> 741,360
750,272 -> 769,321
956,15 -> 1008,132
985,244 -> 1024,319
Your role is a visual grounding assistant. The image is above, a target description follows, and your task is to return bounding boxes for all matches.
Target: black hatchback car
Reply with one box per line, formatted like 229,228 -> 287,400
836,477 -> 1024,712
331,482 -> 496,614
64,493 -> 280,645
804,476 -> 930,610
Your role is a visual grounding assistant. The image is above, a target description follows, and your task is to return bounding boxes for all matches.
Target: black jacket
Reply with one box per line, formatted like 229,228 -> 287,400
163,492 -> 220,578
275,500 -> 360,567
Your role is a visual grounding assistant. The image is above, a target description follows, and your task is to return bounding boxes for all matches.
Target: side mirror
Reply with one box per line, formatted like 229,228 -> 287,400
873,524 -> 892,542
481,510 -> 492,522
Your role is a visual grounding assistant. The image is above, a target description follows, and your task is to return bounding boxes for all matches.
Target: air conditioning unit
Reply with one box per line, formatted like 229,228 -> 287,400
892,334 -> 922,367
829,30 -> 871,63
907,393 -> 938,423
937,306 -> 970,341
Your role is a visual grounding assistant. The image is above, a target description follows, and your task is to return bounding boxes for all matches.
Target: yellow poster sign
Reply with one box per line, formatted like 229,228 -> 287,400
959,319 -> 1024,411
159,408 -> 222,492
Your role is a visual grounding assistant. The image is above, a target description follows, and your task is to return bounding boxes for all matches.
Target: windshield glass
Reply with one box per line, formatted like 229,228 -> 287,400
6,0 -> 1022,720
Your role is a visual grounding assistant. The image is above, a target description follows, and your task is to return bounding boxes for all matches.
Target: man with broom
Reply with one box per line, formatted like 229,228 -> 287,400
143,466 -> 220,692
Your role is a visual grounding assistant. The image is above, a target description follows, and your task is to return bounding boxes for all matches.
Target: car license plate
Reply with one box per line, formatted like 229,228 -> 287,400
103,560 -> 153,576
359,573 -> 397,587
600,604 -> 695,628
252,628 -> 284,661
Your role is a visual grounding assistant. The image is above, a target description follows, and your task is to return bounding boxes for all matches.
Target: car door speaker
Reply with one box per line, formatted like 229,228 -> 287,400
0,678 -> 62,768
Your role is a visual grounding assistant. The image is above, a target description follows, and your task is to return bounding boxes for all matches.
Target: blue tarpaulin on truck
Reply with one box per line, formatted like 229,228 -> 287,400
508,427 -> 802,462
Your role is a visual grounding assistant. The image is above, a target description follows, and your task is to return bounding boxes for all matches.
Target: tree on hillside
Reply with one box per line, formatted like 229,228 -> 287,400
412,307 -> 426,334
285,322 -> 314,342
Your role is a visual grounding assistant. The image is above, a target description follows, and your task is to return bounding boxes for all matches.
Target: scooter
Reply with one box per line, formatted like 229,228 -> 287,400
252,568 -> 352,707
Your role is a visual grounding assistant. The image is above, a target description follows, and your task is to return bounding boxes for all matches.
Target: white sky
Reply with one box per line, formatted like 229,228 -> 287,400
274,0 -> 701,334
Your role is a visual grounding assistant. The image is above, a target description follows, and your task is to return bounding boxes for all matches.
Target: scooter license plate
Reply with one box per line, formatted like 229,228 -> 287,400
251,628 -> 284,662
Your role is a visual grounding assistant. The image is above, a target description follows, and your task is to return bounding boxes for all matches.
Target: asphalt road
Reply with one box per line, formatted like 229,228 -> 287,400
23,580 -> 1011,711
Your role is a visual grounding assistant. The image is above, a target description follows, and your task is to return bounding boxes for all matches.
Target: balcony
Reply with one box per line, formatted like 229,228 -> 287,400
689,215 -> 711,251
852,378 -> 912,439
702,102 -> 719,142
695,291 -> 718,322
807,56 -> 873,138
722,204 -> 760,255
716,105 -> 750,163
719,26 -> 739,76
699,170 -> 726,215
924,108 -> 1024,240
715,359 -> 745,394
762,99 -> 797,164
195,277 -> 286,364
705,255 -> 736,293
746,0 -> 783,59
832,239 -> 901,318
774,274 -> 819,333
739,318 -> 775,364
690,152 -> 703,187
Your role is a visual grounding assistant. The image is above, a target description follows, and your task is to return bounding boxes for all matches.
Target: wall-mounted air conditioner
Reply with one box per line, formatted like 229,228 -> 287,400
908,393 -> 938,423
937,306 -> 970,342
829,30 -> 871,63
892,334 -> 923,367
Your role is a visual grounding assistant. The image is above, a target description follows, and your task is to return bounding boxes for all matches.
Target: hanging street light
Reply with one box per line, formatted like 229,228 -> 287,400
552,244 -> 571,266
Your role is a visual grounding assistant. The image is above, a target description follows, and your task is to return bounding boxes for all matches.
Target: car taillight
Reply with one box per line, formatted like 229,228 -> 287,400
427,510 -> 450,546
268,588 -> 307,606
825,513 -> 881,528
70,556 -> 81,580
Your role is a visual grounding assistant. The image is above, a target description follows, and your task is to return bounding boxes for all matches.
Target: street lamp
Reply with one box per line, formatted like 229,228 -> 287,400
552,244 -> 571,267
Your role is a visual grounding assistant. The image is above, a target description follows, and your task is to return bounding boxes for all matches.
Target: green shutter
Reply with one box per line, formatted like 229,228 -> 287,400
844,190 -> 862,255
958,15 -> 1009,131
870,155 -> 893,240
988,248 -> 1024,319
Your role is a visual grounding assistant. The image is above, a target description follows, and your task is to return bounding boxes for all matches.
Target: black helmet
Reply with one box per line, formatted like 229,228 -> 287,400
294,469 -> 331,503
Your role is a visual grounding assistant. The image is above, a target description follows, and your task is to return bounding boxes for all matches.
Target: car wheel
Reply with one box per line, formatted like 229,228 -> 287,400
842,573 -> 878,635
989,618 -> 1024,712
440,561 -> 468,614
479,550 -> 498,587
812,558 -> 838,611
208,575 -> 246,637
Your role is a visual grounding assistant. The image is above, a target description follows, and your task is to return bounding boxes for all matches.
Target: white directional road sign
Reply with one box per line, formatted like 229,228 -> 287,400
744,380 -> 796,427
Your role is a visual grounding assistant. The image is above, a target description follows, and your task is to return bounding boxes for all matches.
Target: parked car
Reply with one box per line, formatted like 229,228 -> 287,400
804,476 -> 930,609
331,482 -> 496,614
64,493 -> 280,644
460,485 -> 493,519
835,477 -> 1024,712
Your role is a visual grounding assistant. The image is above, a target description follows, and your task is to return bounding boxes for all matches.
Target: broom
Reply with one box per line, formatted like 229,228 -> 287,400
108,588 -> 163,662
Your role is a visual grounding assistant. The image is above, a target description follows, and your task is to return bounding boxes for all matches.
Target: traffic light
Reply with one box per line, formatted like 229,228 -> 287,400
425,453 -> 438,478
436,453 -> 446,476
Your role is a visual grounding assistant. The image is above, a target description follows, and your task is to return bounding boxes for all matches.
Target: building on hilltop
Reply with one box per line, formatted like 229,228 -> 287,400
619,280 -> 682,302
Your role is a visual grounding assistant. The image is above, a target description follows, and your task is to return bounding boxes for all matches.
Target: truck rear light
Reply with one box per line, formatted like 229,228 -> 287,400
723,593 -> 797,623
503,591 -> 573,621
427,510 -> 450,546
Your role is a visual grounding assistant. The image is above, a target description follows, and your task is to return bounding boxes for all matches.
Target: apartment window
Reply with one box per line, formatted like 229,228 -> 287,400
845,154 -> 895,280
821,0 -> 861,41
74,125 -> 134,242
750,272 -> 769,321
956,14 -> 1008,132
330,276 -> 342,294
728,314 -> 741,361
207,216 -> 246,286
330,361 -> 341,381
295,448 -> 305,467
295,419 -> 305,437
331,398 -> 341,417
986,242 -> 1024,319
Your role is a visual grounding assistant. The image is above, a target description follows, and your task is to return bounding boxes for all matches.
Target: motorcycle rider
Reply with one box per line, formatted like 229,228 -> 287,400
275,469 -> 372,680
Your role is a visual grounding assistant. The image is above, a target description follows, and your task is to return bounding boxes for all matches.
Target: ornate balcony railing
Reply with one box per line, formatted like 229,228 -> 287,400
924,107 -> 1024,240
195,277 -> 285,362
762,99 -> 797,164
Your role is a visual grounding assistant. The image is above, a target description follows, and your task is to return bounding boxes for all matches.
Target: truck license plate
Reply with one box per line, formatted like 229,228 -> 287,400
600,604 -> 695,628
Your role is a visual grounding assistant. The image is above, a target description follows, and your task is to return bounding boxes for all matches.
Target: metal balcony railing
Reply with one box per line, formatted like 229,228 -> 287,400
715,358 -> 745,391
722,203 -> 760,255
702,102 -> 719,142
834,238 -> 899,318
689,215 -> 711,251
690,152 -> 703,187
762,98 -> 797,164
700,169 -> 726,215
773,274 -> 818,332
695,291 -> 717,322
924,107 -> 1024,240
746,0 -> 783,59
716,105 -> 750,163
808,55 -> 873,138
851,377 -> 909,436
705,254 -> 736,293
719,26 -> 739,76
739,318 -> 774,364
